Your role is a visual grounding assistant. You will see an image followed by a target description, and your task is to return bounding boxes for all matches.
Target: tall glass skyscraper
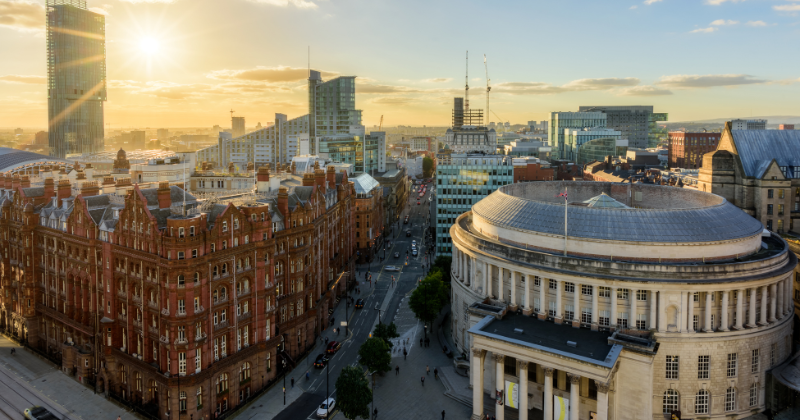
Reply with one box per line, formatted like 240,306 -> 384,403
308,70 -> 362,142
46,0 -> 106,158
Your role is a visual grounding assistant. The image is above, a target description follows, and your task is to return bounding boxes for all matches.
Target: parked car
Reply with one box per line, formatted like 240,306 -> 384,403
314,354 -> 329,368
355,298 -> 364,309
24,407 -> 58,420
412,240 -> 417,246
317,398 -> 336,418
326,341 -> 341,354
412,248 -> 418,257
417,201 -> 420,205
403,217 -> 409,224
406,230 -> 411,237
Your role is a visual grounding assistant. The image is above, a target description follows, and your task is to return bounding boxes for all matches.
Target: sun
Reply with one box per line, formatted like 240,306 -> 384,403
139,37 -> 161,55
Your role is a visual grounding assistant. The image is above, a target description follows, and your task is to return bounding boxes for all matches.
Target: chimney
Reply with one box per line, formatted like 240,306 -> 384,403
80,181 -> 100,197
278,186 -> 289,229
85,163 -> 94,179
327,165 -> 336,186
157,181 -> 171,209
257,166 -> 270,193
302,173 -> 315,187
290,162 -> 296,175
315,165 -> 325,190
4,175 -> 11,190
102,176 -> 116,194
76,171 -> 86,180
57,179 -> 71,206
44,178 -> 55,202
20,176 -> 30,189
11,174 -> 20,190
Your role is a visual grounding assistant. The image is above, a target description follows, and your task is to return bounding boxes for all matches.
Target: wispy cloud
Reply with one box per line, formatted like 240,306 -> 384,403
207,66 -> 337,83
119,0 -> 177,3
705,0 -> 745,5
247,0 -> 319,10
618,86 -> 673,96
494,77 -> 640,95
629,5 -> 638,9
356,83 -> 420,94
774,4 -> 800,12
745,20 -> 768,26
656,74 -> 766,88
370,97 -> 416,106
422,78 -> 453,83
0,74 -> 45,84
0,0 -> 44,32
690,27 -> 718,33
710,19 -> 738,25
643,0 -> 662,5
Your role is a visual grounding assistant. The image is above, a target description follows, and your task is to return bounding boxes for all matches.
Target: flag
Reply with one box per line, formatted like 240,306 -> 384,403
556,191 -> 568,200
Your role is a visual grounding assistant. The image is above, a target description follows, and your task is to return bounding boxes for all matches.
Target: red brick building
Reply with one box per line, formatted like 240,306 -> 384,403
351,173 -> 384,262
779,124 -> 795,130
667,131 -> 720,169
0,163 -> 355,419
512,157 -> 555,183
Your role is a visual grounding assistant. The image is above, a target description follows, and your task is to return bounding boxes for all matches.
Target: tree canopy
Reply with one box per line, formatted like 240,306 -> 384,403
422,156 -> 434,177
409,270 -> 449,326
335,366 -> 372,420
432,256 -> 452,283
373,322 -> 400,349
358,337 -> 392,374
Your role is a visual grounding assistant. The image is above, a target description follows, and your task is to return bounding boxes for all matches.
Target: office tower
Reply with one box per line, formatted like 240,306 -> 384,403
232,116 -> 245,137
130,130 -> 146,149
443,97 -> 495,153
46,0 -> 107,158
577,106 -> 668,149
308,70 -> 362,140
549,112 -> 607,160
730,119 -> 767,130
157,128 -> 169,140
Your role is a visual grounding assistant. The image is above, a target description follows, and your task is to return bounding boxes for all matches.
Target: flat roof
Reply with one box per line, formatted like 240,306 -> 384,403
470,313 -> 620,367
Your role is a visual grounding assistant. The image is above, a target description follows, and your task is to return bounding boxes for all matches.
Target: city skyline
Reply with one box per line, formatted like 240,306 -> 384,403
1,0 -> 799,128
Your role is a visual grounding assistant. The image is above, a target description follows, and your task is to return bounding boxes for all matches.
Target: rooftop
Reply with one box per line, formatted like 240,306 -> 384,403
0,148 -> 71,172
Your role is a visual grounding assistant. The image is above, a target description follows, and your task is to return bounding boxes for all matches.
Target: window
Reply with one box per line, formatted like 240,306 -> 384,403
663,389 -> 679,414
693,315 -> 699,332
179,227 -> 185,238
178,274 -> 185,286
548,301 -> 556,317
636,314 -> 647,330
693,292 -> 699,302
533,276 -> 541,287
564,282 -> 574,293
695,390 -> 709,414
195,349 -> 202,372
197,387 -> 203,409
637,290 -> 648,301
581,308 -> 592,324
222,221 -> 228,232
192,249 -> 198,258
178,299 -> 186,314
666,355 -> 679,379
779,189 -> 785,199
565,305 -> 574,322
599,286 -> 611,298
599,310 -> 610,326
581,284 -> 593,296
190,226 -> 195,237
179,352 -> 186,375
725,387 -> 736,412
698,355 -> 709,379
617,289 -> 629,299
727,353 -> 738,377
217,373 -> 228,393
178,251 -> 185,260
749,383 -> 758,407
617,312 -> 628,328
179,391 -> 187,412
751,349 -> 760,373
767,204 -> 773,215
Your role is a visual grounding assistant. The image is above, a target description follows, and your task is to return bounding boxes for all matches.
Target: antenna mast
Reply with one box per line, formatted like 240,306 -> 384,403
464,51 -> 469,113
484,54 -> 490,127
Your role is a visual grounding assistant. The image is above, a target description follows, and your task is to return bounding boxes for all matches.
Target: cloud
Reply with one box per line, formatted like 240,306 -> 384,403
207,66 -> 337,83
246,0 -> 319,9
705,0 -> 745,5
118,0 -> 177,3
630,5 -> 638,9
710,19 -> 738,25
494,77 -> 640,95
0,0 -> 44,31
371,97 -> 416,106
422,78 -> 452,83
656,74 -> 766,88
563,77 -> 640,90
0,74 -> 45,84
643,0 -> 662,5
89,6 -> 110,15
690,27 -> 718,33
357,84 -> 420,94
618,86 -> 673,96
774,4 -> 800,12
745,20 -> 768,26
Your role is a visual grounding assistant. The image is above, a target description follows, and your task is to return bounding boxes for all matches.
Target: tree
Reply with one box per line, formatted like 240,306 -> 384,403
409,270 -> 449,331
422,156 -> 434,177
335,366 -> 372,420
373,322 -> 400,349
432,256 -> 452,283
358,337 -> 392,374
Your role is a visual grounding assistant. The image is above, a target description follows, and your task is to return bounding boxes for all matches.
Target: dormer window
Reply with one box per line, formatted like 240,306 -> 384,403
222,221 -> 228,232
234,219 -> 239,229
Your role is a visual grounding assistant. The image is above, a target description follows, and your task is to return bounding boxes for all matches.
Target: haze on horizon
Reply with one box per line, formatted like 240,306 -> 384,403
1,0 -> 799,129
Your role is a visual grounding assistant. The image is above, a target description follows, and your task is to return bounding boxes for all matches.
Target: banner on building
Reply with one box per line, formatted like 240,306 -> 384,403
553,396 -> 569,420
504,380 -> 518,408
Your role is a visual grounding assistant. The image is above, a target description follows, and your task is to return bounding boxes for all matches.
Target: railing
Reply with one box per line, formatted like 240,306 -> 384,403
132,319 -> 142,328
117,291 -> 127,299
118,313 -> 128,322
147,301 -> 158,310
161,308 -> 169,316
132,295 -> 142,304
265,305 -> 276,313
238,312 -> 252,321
159,335 -> 169,344
237,288 -> 251,297
148,325 -> 158,335
174,338 -> 188,346
214,321 -> 229,331
195,332 -> 207,342
194,305 -> 205,314
213,296 -> 228,306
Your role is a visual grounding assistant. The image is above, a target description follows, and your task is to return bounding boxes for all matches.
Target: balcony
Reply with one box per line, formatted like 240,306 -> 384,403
265,305 -> 276,314
159,335 -> 169,344
214,321 -> 229,331
117,291 -> 127,299
117,313 -> 127,322
161,308 -> 170,316
238,312 -> 252,322
213,296 -> 228,306
132,319 -> 142,328
176,311 -> 187,317
237,288 -> 251,297
132,295 -> 142,304
147,300 -> 158,310
195,332 -> 208,342
148,325 -> 158,335
193,305 -> 205,314
174,337 -> 188,346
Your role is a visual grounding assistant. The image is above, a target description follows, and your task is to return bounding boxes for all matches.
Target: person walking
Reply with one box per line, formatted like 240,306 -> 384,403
290,377 -> 294,388
434,368 -> 439,380
403,348 -> 407,360
395,365 -> 400,375
441,410 -> 446,420
421,376 -> 425,387
426,365 -> 430,375
373,407 -> 378,419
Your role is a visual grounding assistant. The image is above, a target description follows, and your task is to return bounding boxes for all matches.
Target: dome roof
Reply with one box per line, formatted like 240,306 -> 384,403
582,193 -> 629,209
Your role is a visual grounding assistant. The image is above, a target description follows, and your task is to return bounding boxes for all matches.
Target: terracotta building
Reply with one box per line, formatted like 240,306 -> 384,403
351,173 -> 385,262
512,157 -> 555,183
668,130 -> 720,169
0,163 -> 355,419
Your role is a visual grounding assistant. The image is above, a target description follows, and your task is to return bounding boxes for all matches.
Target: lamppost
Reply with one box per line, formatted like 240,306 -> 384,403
375,305 -> 383,325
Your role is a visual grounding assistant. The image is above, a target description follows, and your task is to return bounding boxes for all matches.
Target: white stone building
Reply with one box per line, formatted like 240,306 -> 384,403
451,181 -> 796,420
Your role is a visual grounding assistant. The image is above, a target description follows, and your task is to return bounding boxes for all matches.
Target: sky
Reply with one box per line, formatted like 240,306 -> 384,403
1,0 -> 799,129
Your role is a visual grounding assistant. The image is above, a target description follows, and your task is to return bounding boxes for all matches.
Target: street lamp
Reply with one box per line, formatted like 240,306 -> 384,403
375,305 -> 383,325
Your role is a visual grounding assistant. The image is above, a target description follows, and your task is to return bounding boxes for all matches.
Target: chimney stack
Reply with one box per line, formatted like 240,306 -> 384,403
80,181 -> 100,197
11,174 -> 20,190
20,176 -> 30,189
278,186 -> 289,229
57,179 -> 71,206
157,181 -> 171,209
302,173 -> 315,187
257,166 -> 270,193
327,165 -> 336,186
44,178 -> 55,202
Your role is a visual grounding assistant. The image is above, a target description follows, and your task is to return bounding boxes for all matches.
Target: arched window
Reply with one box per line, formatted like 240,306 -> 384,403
217,373 -> 228,393
234,219 -> 239,229
695,390 -> 709,414
725,387 -> 736,412
213,290 -> 218,303
213,266 -> 219,277
663,389 -> 679,414
222,263 -> 228,274
220,287 -> 227,299
177,275 -> 185,286
135,371 -> 142,392
240,362 -> 251,382
222,240 -> 227,250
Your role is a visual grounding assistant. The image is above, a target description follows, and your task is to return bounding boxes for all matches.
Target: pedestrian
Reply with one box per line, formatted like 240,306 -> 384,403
395,365 -> 400,375
434,368 -> 439,380
337,328 -> 340,336
403,348 -> 407,360
421,376 -> 425,386
426,365 -> 430,375
441,410 -> 446,420
117,416 -> 121,420
291,377 -> 294,388
373,407 -> 378,419
420,338 -> 424,346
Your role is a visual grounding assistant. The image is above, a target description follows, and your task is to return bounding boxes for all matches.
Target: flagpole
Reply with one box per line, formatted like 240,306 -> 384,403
563,186 -> 568,256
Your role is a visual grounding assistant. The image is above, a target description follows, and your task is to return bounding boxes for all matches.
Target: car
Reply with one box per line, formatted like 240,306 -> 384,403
355,298 -> 364,309
394,251 -> 400,258
417,201 -> 421,205
412,248 -> 418,257
406,230 -> 411,237
385,265 -> 400,271
412,240 -> 417,246
317,398 -> 336,418
314,353 -> 329,368
403,217 -> 409,224
24,407 -> 58,420
327,341 -> 341,354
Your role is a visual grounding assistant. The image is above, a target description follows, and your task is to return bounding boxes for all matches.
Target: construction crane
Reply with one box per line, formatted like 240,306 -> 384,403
484,54 -> 490,127
230,109 -> 235,120
465,51 -> 470,112
379,115 -> 384,131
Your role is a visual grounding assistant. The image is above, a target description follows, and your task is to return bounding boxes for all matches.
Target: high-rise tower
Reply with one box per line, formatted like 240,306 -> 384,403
46,0 -> 107,158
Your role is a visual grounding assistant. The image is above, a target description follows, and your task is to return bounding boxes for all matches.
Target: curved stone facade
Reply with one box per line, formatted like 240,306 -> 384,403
452,182 -> 797,420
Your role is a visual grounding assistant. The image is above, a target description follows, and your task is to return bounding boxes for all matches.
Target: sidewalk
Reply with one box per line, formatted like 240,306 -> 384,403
0,334 -> 138,420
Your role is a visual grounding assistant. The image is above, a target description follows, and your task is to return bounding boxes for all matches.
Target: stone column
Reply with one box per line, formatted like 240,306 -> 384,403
649,291 -> 657,330
543,368 -> 554,420
595,381 -> 609,420
787,278 -> 794,315
497,265 -> 505,302
759,285 -> 768,326
680,291 -> 688,333
687,292 -> 695,333
704,292 -> 712,332
523,274 -> 531,315
471,349 -> 485,420
610,287 -> 618,330
495,353 -> 505,420
555,280 -> 563,324
658,291 -> 666,332
769,283 -> 777,323
720,291 -> 729,332
568,373 -> 580,420
748,288 -> 757,328
482,261 -> 488,296
539,277 -> 547,320
778,279 -> 786,318
509,269 -> 517,309
591,285 -> 599,330
572,283 -> 580,327
518,361 -> 529,420
735,289 -> 744,329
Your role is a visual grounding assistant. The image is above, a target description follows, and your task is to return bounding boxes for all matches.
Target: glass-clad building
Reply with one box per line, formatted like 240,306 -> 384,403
308,71 -> 362,140
317,133 -> 385,174
435,153 -> 513,255
47,0 -> 106,158
549,112 -> 607,160
563,127 -> 621,163
577,137 -> 629,166
648,112 -> 669,148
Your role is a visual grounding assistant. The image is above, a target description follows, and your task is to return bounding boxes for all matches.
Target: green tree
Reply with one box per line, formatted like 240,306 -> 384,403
372,322 -> 400,349
409,270 -> 449,333
335,366 -> 372,420
358,337 -> 392,374
422,156 -> 434,177
432,256 -> 452,283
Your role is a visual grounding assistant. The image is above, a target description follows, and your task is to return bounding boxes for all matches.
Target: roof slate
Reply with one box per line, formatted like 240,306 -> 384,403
731,129 -> 800,178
